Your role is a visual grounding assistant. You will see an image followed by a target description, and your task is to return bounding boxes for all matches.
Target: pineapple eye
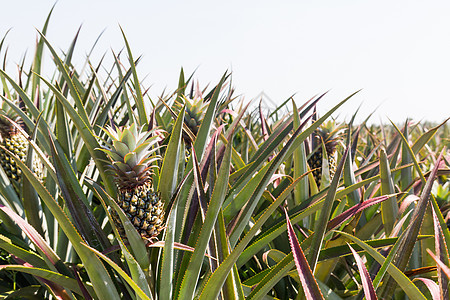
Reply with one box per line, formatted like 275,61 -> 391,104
122,201 -> 130,209
129,205 -> 137,214
131,195 -> 138,204
132,217 -> 141,227
140,220 -> 149,230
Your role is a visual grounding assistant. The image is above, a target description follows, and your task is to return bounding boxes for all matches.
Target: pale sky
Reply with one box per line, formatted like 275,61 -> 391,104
1,1 -> 449,123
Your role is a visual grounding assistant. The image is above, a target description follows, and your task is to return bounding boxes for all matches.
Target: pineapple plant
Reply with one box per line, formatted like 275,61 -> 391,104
307,120 -> 341,187
100,124 -> 165,240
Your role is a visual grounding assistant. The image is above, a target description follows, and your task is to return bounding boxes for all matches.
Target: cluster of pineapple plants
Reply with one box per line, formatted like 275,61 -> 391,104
0,10 -> 448,300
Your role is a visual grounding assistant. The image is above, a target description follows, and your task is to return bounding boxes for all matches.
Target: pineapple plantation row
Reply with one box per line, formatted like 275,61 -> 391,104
0,12 -> 449,300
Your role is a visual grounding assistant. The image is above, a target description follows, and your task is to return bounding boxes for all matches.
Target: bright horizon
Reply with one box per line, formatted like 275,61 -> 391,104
1,1 -> 449,124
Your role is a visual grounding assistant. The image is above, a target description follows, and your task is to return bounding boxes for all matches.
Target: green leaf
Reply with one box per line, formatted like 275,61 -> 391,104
318,236 -> 431,262
400,122 -> 413,193
3,147 -> 120,299
93,183 -> 150,271
48,133 -> 111,252
21,113 -> 45,236
223,163 -> 271,223
30,5 -> 54,103
82,243 -> 152,300
0,204 -> 62,272
246,252 -> 295,300
35,73 -> 116,196
177,136 -> 232,299
379,148 -> 398,236
229,93 -> 357,247
379,124 -> 445,298
342,125 -> 360,207
411,118 -> 449,155
0,69 -> 40,119
307,147 -> 348,272
292,100 -> 309,207
120,27 -> 147,126
0,265 -> 92,297
337,231 -> 426,300
236,195 -> 321,268
159,173 -> 192,300
0,234 -> 47,269
119,240 -> 153,299
37,30 -> 90,126
159,107 -> 184,204
191,71 -> 228,163
199,174 -> 307,299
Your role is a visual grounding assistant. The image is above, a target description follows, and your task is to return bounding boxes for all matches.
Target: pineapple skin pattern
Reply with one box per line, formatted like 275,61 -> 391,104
100,124 -> 165,240
0,133 -> 27,182
0,111 -> 42,184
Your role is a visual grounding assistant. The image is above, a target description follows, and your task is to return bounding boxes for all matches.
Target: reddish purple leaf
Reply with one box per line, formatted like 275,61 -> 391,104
284,209 -> 324,300
390,210 -> 412,238
415,278 -> 440,300
0,204 -> 59,265
348,244 -> 378,300
259,101 -> 269,142
327,194 -> 395,230
427,249 -> 450,279
0,264 -> 72,300
73,266 -> 94,300
397,195 -> 420,216
219,108 -> 237,116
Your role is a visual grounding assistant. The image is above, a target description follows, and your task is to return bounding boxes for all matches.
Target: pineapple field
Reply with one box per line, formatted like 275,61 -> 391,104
0,11 -> 449,300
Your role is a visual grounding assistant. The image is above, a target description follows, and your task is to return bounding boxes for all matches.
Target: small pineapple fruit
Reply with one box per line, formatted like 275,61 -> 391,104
0,103 -> 42,184
174,83 -> 208,147
308,120 -> 341,187
0,117 -> 27,182
100,124 -> 165,239
183,95 -> 208,137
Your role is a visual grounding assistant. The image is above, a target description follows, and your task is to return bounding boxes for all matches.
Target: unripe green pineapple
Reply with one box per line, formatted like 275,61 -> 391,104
183,95 -> 207,137
0,105 -> 42,184
100,124 -> 165,239
174,86 -> 208,147
308,120 -> 340,187
0,126 -> 27,182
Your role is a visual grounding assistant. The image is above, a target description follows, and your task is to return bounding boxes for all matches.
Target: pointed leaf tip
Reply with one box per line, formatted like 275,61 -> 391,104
348,244 -> 378,300
285,209 -> 324,300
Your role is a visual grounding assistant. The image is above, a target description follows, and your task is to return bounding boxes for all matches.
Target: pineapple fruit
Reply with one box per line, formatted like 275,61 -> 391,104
183,95 -> 208,137
0,117 -> 28,182
174,84 -> 208,147
0,103 -> 42,184
100,124 -> 165,239
308,120 -> 340,187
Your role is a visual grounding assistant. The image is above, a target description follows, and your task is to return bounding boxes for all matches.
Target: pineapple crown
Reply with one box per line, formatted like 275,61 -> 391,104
173,81 -> 208,136
312,120 -> 342,155
99,124 -> 161,190
0,99 -> 25,138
